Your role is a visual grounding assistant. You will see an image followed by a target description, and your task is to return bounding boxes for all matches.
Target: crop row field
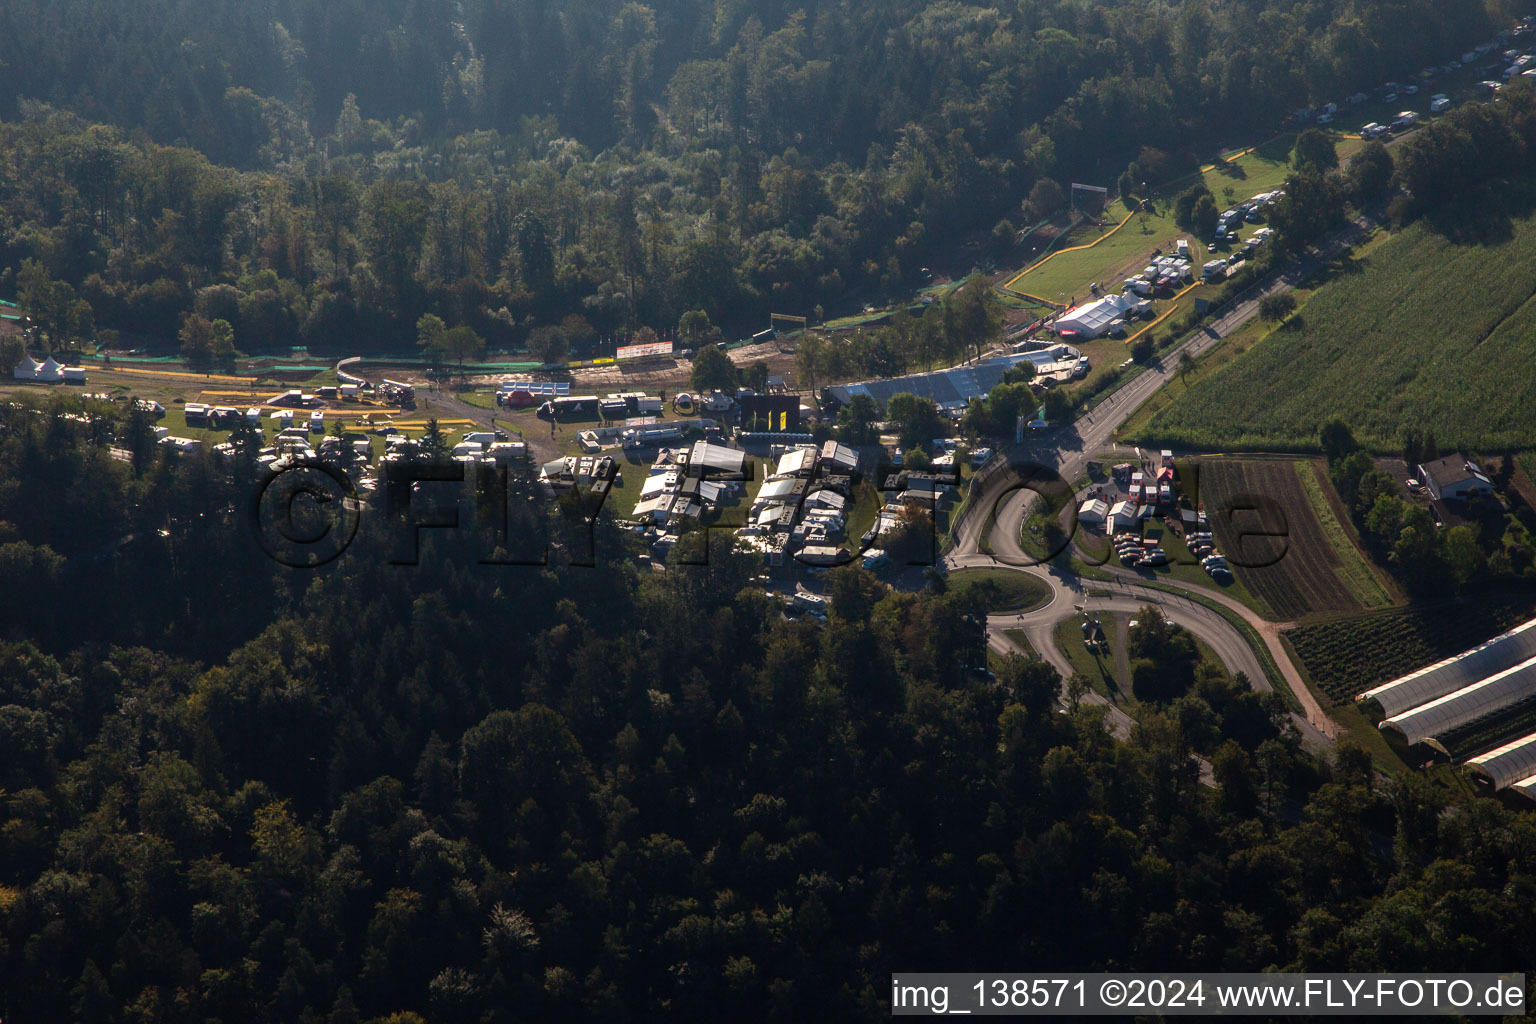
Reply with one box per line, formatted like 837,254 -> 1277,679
1187,459 -> 1374,622
1286,590 -> 1536,705
1292,461 -> 1397,609
1140,181 -> 1536,452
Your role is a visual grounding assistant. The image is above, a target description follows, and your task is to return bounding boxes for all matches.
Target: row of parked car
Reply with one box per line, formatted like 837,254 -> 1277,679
1359,107 -> 1431,139
1112,528 -> 1233,580
1202,228 -> 1273,281
1304,17 -> 1535,129
1114,534 -> 1168,568
1185,530 -> 1233,581
1213,192 -> 1280,246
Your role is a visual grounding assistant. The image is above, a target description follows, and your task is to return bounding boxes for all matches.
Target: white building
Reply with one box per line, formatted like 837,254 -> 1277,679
1077,498 -> 1109,529
1381,655 -> 1536,750
1466,732 -> 1536,790
1418,455 -> 1493,502
1109,500 -> 1140,531
13,354 -> 72,382
819,440 -> 859,473
1054,293 -> 1140,339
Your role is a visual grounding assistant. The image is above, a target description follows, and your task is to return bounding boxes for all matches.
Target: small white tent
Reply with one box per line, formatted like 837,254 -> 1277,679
1078,498 -> 1109,528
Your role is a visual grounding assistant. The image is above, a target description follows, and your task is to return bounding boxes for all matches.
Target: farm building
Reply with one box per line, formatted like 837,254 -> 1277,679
776,446 -> 819,478
1380,654 -> 1536,750
1359,617 -> 1536,716
799,544 -> 850,567
1417,455 -> 1493,501
1465,732 -> 1536,790
758,478 -> 806,504
805,489 -> 846,513
683,440 -> 747,477
631,494 -> 703,527
1053,293 -> 1140,339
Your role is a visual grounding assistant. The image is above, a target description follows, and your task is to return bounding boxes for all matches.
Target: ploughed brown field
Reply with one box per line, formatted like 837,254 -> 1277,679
1193,459 -> 1363,621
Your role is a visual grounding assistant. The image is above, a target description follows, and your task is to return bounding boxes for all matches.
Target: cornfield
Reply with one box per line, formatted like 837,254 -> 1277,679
1137,195 -> 1536,453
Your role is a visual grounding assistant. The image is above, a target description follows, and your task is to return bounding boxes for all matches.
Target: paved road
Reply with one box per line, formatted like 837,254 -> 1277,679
960,550 -> 1333,752
986,609 -> 1221,782
950,217 -> 1383,744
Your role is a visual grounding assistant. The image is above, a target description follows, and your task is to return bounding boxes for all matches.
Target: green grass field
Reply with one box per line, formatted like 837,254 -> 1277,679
1141,180 -> 1536,452
1008,134 -> 1351,306
1180,135 -> 1303,205
1054,617 -> 1124,701
457,390 -> 499,410
947,568 -> 1053,612
1117,314 -> 1273,437
1008,203 -> 1201,304
1003,628 -> 1038,658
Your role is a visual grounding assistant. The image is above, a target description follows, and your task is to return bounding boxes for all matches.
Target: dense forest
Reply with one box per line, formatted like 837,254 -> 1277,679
2,0 -> 1534,357
3,376 -> 1536,1024
8,3 -> 1536,1019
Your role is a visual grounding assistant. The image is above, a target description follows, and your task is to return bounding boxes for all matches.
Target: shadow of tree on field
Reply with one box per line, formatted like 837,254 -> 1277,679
1209,159 -> 1248,181
1419,178 -> 1536,247
1425,201 -> 1516,247
1307,251 -> 1367,287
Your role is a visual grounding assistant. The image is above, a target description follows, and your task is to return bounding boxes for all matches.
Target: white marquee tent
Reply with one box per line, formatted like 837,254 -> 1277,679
1053,293 -> 1139,339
